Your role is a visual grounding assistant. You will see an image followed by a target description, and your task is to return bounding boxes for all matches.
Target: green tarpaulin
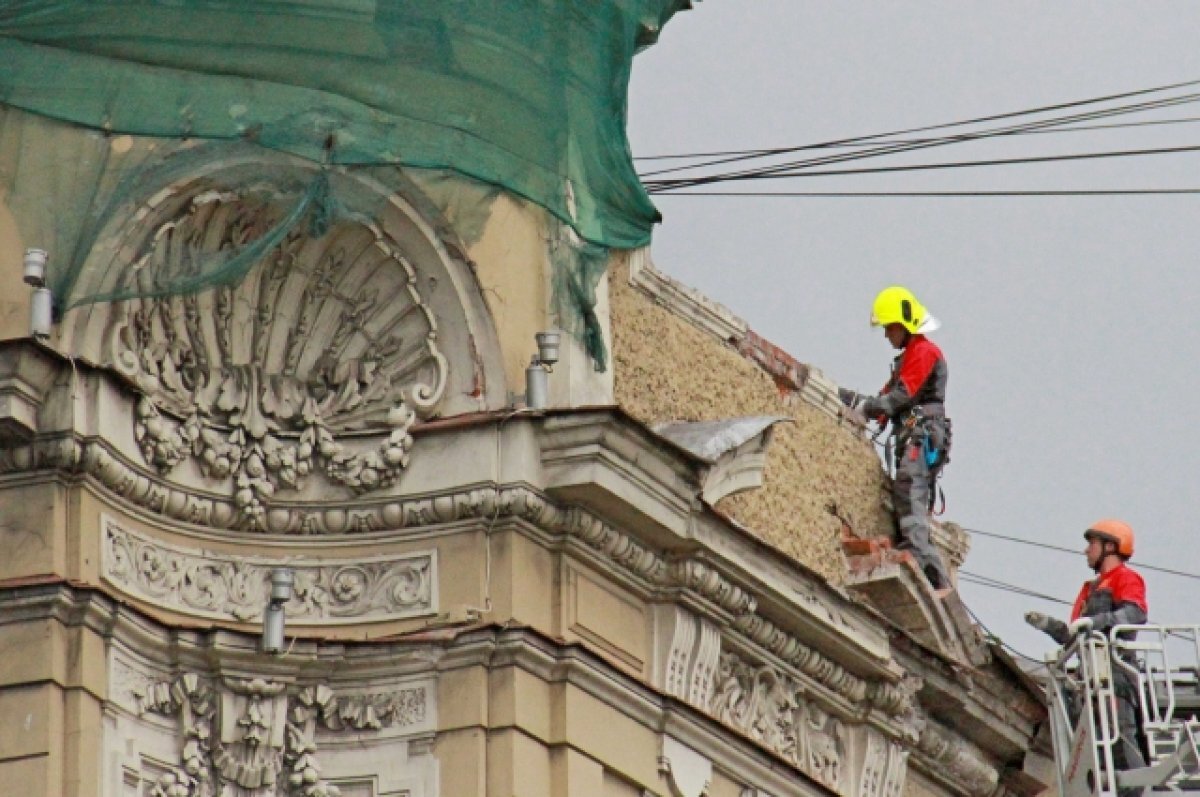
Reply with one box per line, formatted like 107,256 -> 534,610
0,0 -> 690,367
0,0 -> 681,248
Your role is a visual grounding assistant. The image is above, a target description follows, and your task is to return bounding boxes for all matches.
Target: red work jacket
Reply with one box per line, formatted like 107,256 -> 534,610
1069,563 -> 1148,622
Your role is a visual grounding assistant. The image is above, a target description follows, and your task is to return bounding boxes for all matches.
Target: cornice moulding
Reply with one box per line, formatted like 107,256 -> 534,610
538,411 -> 700,542
3,583 -> 1012,797
626,248 -> 748,344
688,510 -> 896,680
2,430 -> 912,722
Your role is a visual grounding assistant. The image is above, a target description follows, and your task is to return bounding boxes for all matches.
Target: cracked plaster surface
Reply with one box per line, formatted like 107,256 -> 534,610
610,259 -> 894,585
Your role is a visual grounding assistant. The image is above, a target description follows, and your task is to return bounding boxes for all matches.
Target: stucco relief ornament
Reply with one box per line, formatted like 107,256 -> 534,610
113,190 -> 447,529
103,521 -> 435,622
138,674 -> 429,797
709,651 -> 846,793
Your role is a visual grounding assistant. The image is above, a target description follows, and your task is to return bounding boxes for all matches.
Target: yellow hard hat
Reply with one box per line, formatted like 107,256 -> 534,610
870,286 -> 940,335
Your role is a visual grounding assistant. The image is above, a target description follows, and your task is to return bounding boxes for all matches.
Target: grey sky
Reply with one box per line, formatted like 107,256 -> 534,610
627,1 -> 1199,660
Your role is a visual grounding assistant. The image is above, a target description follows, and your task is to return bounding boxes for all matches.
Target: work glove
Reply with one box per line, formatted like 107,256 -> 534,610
1068,617 -> 1094,636
837,388 -> 861,409
1024,611 -> 1052,631
1025,610 -> 1070,643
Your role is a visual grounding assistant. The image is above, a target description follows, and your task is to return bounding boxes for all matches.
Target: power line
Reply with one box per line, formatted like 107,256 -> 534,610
682,93 -> 1200,182
647,189 -> 1200,197
645,141 -> 1200,193
962,527 -> 1200,581
633,116 -> 1200,162
959,569 -> 1074,606
952,569 -> 1068,662
957,596 -> 1049,665
959,115 -> 1200,138
640,90 -> 1200,184
636,77 -> 1200,178
730,142 -> 1200,180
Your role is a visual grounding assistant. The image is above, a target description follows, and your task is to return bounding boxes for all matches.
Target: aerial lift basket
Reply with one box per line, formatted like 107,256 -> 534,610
1046,624 -> 1200,797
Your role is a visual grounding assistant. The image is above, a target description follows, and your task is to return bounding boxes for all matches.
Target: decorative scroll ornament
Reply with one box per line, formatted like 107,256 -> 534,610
138,674 -> 429,797
112,189 -> 447,529
710,651 -> 847,792
103,518 -> 435,623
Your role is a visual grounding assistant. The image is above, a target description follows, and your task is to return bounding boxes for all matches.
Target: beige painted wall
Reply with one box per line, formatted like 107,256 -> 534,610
0,615 -> 107,797
0,198 -> 26,341
609,257 -> 894,585
463,192 -> 551,393
441,659 -> 678,797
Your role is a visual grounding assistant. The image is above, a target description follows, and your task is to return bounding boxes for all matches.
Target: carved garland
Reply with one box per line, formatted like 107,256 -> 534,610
137,673 -> 429,797
708,649 -> 914,797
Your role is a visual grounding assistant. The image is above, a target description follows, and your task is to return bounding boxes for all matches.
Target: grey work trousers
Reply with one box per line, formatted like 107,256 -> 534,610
1112,668 -> 1148,797
892,436 -> 951,589
1067,666 -> 1146,797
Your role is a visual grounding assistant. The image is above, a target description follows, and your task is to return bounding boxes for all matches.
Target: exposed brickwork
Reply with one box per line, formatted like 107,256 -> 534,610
845,546 -> 912,578
842,535 -> 892,557
732,329 -> 809,393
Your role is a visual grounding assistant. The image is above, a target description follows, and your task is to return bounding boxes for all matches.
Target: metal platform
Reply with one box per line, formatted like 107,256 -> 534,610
1046,624 -> 1200,797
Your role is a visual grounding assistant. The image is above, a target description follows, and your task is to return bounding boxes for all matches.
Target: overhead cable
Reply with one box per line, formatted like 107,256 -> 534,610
959,569 -> 1073,606
646,189 -> 1200,197
646,138 -> 1200,194
962,527 -> 1200,581
957,598 -> 1049,665
634,116 -> 1200,162
641,94 -> 1200,190
641,92 -> 1200,182
664,142 -> 1200,185
638,80 -> 1200,181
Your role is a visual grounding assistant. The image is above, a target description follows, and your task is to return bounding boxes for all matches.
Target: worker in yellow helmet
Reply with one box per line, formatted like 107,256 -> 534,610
839,286 -> 952,590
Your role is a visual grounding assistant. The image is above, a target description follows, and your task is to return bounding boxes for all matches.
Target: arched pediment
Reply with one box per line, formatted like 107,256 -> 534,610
59,151 -> 505,530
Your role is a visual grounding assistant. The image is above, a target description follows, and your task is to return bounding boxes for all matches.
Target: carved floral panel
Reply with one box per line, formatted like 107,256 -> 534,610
709,650 -> 908,797
102,516 -> 436,623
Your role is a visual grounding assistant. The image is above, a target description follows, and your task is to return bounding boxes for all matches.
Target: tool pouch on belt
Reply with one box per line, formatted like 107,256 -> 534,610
897,410 -> 951,471
926,416 -> 952,472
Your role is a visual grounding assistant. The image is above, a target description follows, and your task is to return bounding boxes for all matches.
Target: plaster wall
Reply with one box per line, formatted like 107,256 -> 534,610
0,200 -> 25,341
0,481 -> 68,580
449,660 -> 676,797
0,108 -> 611,410
609,257 -> 894,584
405,168 -> 550,395
0,612 -> 108,797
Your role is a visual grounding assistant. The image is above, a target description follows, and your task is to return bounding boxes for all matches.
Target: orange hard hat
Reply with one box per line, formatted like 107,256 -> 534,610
1085,519 -> 1134,558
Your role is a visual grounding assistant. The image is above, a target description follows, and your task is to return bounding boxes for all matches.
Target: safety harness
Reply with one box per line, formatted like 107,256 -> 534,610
897,405 -> 952,514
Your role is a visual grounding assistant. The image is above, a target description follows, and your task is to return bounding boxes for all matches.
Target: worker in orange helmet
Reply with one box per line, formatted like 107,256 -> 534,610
1025,519 -> 1147,640
838,286 -> 952,590
1026,519 -> 1149,792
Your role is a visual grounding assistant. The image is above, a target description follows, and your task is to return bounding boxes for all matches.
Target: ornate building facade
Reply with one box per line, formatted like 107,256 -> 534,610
0,6 -> 1049,797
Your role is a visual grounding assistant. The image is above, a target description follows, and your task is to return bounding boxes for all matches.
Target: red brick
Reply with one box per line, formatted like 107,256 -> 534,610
732,329 -> 810,392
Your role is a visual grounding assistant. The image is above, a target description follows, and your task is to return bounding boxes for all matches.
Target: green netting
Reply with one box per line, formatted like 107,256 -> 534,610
0,0 -> 679,247
550,219 -> 611,370
0,0 -> 687,366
